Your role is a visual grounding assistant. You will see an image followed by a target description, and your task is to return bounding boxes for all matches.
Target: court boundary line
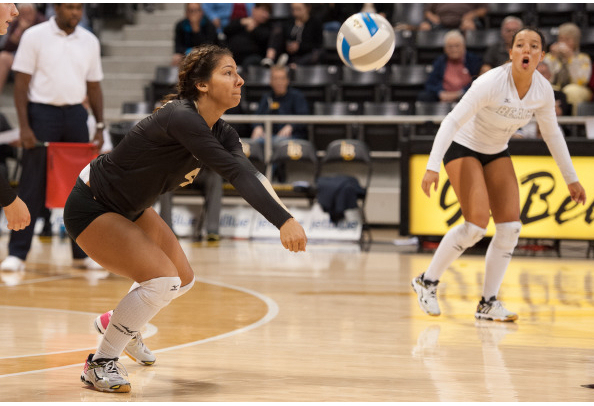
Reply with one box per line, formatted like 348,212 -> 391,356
0,277 -> 278,378
0,306 -> 158,360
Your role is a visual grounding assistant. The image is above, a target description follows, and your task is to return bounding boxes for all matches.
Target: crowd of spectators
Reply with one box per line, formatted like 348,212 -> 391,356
2,4 -> 594,118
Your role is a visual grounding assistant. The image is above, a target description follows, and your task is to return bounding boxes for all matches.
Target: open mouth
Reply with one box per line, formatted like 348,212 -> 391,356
522,57 -> 530,68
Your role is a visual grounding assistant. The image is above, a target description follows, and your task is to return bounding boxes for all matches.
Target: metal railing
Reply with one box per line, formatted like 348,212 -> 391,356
120,113 -> 593,163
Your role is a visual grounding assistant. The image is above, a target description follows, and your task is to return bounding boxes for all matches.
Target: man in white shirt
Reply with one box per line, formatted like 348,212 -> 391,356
0,3 -> 104,272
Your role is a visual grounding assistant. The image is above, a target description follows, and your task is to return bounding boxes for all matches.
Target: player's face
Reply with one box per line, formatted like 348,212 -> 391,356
0,3 -> 18,35
509,30 -> 544,73
204,55 -> 244,109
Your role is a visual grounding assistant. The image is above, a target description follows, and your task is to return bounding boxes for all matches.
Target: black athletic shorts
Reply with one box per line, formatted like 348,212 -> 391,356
63,177 -> 144,241
443,141 -> 511,167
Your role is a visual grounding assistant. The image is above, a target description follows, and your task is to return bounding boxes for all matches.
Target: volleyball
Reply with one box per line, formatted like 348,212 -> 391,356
336,12 -> 396,72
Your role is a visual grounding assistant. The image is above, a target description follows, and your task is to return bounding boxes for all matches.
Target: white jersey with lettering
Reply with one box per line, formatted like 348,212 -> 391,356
426,63 -> 578,185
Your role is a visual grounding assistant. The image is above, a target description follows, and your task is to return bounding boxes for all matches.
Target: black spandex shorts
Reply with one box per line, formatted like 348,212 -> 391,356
443,141 -> 511,167
63,177 -> 144,241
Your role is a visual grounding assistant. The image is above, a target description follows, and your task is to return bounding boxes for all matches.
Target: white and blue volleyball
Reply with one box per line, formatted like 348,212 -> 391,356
337,13 -> 396,72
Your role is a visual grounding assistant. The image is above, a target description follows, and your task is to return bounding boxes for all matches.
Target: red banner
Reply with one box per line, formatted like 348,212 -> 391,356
46,142 -> 98,208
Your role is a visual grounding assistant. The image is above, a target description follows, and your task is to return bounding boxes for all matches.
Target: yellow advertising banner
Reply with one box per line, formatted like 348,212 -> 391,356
409,155 -> 594,239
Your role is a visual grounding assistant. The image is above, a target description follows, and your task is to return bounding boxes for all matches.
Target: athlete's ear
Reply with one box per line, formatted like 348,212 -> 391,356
196,82 -> 208,93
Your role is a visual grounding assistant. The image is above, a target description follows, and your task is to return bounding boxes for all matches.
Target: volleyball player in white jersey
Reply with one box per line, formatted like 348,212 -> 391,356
411,27 -> 587,322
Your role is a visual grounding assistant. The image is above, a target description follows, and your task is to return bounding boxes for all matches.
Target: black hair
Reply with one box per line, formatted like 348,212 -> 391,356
161,44 -> 233,106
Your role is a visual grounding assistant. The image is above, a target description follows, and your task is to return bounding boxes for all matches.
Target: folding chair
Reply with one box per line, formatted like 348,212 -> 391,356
269,139 -> 318,205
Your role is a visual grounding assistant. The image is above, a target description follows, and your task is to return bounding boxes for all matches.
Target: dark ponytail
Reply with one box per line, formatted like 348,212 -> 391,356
159,44 -> 233,107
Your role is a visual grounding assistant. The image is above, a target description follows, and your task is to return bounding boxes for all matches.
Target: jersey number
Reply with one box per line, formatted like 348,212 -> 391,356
180,168 -> 200,187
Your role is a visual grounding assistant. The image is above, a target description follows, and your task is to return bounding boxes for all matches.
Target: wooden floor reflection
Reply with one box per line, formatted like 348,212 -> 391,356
0,234 -> 592,401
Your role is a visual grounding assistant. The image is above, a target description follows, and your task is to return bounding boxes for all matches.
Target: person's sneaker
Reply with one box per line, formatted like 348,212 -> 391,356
94,311 -> 156,366
276,53 -> 289,67
72,257 -> 104,270
84,257 -> 103,270
260,57 -> 273,67
206,233 -> 220,242
475,296 -> 518,322
411,273 -> 441,316
0,256 -> 25,272
81,353 -> 130,393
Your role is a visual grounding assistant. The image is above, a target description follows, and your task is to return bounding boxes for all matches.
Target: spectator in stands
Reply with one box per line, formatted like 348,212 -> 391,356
480,16 -> 523,75
172,3 -> 218,67
419,4 -> 488,32
43,2 -> 93,32
250,65 -> 309,141
202,3 -> 253,40
418,30 -> 482,103
0,3 -> 45,96
262,3 -> 324,68
0,3 -> 104,273
543,22 -> 592,115
536,62 -> 570,115
224,3 -> 271,68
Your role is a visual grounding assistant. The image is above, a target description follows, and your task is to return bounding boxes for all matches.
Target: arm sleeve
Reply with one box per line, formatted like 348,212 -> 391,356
289,90 -> 309,136
424,58 -> 445,96
174,21 -> 185,54
534,87 -> 579,185
226,140 -> 291,213
568,53 -> 592,86
85,36 -> 103,82
251,95 -> 269,129
11,29 -> 37,75
426,75 -> 492,172
169,112 -> 292,229
0,173 -> 17,207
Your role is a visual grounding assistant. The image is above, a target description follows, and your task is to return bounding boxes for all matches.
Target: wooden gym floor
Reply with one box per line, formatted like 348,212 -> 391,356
0,231 -> 592,402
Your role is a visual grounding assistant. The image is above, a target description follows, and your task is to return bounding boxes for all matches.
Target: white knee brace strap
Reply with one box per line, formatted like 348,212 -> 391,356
455,221 -> 487,250
492,221 -> 522,252
137,276 -> 181,308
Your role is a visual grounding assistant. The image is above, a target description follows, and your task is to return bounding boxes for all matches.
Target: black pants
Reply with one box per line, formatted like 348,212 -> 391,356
8,102 -> 89,260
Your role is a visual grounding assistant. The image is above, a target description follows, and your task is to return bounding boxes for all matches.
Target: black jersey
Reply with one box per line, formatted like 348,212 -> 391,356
0,174 -> 16,207
89,99 -> 292,229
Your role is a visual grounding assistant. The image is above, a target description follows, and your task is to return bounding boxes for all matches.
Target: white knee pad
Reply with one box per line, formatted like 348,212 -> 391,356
492,221 -> 522,252
454,221 -> 487,250
175,275 -> 196,299
137,276 -> 182,308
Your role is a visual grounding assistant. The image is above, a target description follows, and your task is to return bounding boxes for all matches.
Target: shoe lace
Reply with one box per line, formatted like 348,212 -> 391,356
103,360 -> 128,378
421,280 -> 437,297
491,300 -> 503,310
130,333 -> 149,353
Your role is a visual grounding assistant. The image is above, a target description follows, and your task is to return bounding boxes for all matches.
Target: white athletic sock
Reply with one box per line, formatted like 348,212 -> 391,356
94,276 -> 180,361
424,222 -> 486,282
483,222 -> 521,299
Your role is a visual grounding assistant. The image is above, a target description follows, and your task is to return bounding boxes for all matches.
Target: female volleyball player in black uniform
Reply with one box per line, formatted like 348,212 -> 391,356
65,44 -> 307,393
0,3 -> 29,233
